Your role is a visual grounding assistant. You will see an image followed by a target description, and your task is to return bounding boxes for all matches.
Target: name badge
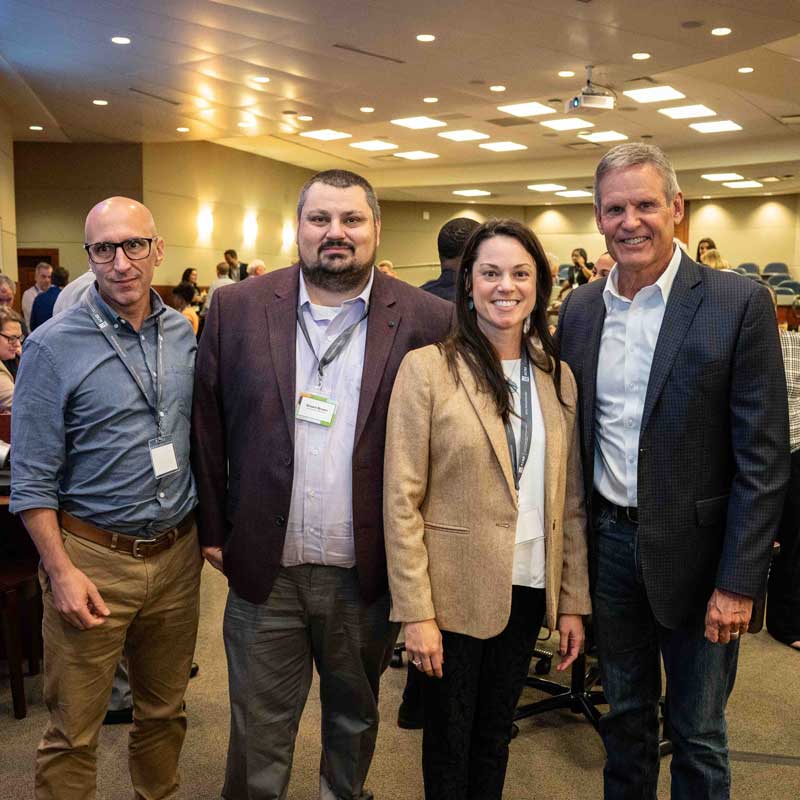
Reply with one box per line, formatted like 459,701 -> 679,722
148,435 -> 180,479
296,392 -> 337,427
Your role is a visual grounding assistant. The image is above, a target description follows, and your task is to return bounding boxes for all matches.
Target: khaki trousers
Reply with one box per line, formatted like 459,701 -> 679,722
35,524 -> 202,800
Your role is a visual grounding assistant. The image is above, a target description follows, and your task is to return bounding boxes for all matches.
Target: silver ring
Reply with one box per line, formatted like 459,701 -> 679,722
412,659 -> 422,667
730,631 -> 739,639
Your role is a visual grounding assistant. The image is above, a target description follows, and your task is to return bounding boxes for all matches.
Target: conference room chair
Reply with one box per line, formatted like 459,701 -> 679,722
764,262 -> 790,274
738,262 -> 760,274
774,286 -> 795,296
767,274 -> 791,287
779,280 -> 800,294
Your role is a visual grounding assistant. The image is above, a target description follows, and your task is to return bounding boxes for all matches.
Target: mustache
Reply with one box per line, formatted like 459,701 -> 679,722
319,240 -> 354,255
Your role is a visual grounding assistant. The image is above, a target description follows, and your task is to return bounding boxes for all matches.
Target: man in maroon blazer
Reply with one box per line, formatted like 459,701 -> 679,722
192,169 -> 452,800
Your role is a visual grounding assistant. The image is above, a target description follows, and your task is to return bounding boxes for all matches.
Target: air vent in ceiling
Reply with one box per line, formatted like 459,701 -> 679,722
485,116 -> 536,127
332,44 -> 405,64
435,112 -> 471,121
779,115 -> 800,125
129,88 -> 180,106
565,141 -> 600,151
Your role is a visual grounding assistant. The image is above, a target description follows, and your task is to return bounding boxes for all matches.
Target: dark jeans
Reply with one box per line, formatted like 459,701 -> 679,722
767,447 -> 800,644
421,585 -> 545,800
592,501 -> 740,800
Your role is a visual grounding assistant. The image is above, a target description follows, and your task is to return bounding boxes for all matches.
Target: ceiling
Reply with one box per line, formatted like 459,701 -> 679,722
2,0 -> 800,205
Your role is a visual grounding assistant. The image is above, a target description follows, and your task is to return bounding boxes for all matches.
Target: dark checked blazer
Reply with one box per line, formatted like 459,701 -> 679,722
192,265 -> 453,606
557,251 -> 790,629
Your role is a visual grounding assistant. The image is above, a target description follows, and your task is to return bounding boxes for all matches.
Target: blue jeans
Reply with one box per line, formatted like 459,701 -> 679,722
591,501 -> 740,800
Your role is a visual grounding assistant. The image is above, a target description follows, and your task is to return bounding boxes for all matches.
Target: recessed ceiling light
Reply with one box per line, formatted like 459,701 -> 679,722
497,101 -> 556,117
479,141 -> 528,152
540,117 -> 595,131
632,52 -> 651,60
416,34 -> 436,42
527,183 -> 567,192
453,189 -> 491,197
300,128 -> 352,140
360,106 -> 375,113
237,120 -> 255,128
722,180 -> 762,188
282,110 -> 298,116
738,66 -> 754,74
578,130 -> 629,143
29,124 -> 44,131
438,129 -> 490,141
558,70 -> 575,78
701,172 -> 744,182
92,99 -> 109,106
622,86 -> 685,103
391,116 -> 446,129
702,195 -> 711,199
423,97 -> 439,103
759,176 -> 780,183
349,140 -> 398,151
298,115 -> 313,121
393,150 -> 439,160
252,76 -> 270,84
556,190 -> 593,198
111,36 -> 131,45
176,127 -> 190,133
489,85 -> 506,92
658,104 -> 716,119
711,27 -> 732,36
690,120 -> 742,133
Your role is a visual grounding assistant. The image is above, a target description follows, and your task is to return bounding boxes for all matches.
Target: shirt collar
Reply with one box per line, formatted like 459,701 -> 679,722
86,283 -> 166,328
298,267 -> 375,320
603,243 -> 682,310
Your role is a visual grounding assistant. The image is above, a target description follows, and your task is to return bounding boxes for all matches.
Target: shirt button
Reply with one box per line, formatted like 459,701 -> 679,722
158,491 -> 165,498
628,383 -> 636,392
113,324 -> 119,329
626,418 -> 634,428
159,410 -> 165,417
311,448 -> 320,456
628,456 -> 635,464
141,334 -> 145,340
308,489 -> 315,497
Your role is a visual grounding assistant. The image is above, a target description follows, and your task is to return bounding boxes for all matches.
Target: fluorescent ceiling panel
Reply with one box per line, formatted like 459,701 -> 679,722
300,129 -> 351,140
438,129 -> 490,141
722,180 -> 763,188
658,104 -> 716,120
349,140 -> 398,151
390,116 -> 446,129
578,130 -> 628,143
701,172 -> 744,182
690,120 -> 742,133
540,117 -> 595,131
452,189 -> 491,197
556,189 -> 593,198
478,141 -> 528,152
393,150 -> 439,160
527,183 -> 566,192
496,101 -> 555,117
622,85 -> 685,103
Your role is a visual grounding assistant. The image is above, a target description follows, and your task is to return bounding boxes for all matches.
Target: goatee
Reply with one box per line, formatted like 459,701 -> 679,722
299,252 -> 374,293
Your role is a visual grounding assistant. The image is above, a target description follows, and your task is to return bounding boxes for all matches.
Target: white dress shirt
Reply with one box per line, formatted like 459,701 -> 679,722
282,269 -> 373,567
594,245 -> 682,508
503,358 -> 547,589
21,285 -> 42,327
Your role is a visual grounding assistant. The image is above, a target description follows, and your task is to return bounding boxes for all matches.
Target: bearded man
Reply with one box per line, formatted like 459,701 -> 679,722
192,170 -> 452,800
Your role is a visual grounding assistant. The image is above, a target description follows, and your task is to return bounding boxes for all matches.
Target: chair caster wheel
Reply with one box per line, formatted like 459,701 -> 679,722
534,657 -> 551,675
390,652 -> 404,668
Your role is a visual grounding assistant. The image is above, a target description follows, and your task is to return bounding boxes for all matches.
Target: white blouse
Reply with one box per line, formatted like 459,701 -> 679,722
502,358 -> 547,589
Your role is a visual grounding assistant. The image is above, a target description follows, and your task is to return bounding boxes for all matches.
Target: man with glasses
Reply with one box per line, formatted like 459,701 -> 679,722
11,196 -> 202,800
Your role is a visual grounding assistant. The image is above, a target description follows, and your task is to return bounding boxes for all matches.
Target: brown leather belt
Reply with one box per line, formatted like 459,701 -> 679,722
59,511 -> 195,558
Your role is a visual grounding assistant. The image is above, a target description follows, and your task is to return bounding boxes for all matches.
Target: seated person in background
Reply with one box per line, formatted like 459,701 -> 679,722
590,251 -> 615,282
172,281 -> 199,335
569,247 -> 593,286
0,307 -> 23,411
376,259 -> 398,278
700,248 -> 731,271
31,266 -> 69,330
384,218 -> 590,800
0,274 -> 17,310
202,261 -> 235,314
181,267 -> 205,306
696,236 -> 716,263
246,258 -> 267,277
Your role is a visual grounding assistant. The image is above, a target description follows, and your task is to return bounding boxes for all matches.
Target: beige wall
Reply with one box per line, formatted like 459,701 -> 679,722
14,143 -> 143,275
0,102 -> 18,280
143,141 -> 313,284
525,205 -> 605,266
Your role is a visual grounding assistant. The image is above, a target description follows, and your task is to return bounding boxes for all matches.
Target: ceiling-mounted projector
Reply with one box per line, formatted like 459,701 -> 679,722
565,65 -> 615,113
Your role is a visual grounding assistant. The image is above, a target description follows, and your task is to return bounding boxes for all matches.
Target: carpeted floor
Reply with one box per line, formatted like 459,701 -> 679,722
1,566 -> 798,799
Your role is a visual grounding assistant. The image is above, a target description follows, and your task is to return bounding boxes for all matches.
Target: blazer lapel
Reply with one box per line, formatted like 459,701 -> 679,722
640,255 -> 703,433
354,271 -> 400,447
265,266 -> 300,445
582,298 -> 606,472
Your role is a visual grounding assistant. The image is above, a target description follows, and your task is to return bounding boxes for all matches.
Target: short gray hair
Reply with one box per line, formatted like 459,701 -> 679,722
35,261 -> 52,275
594,143 -> 680,208
0,275 -> 16,294
296,169 -> 381,223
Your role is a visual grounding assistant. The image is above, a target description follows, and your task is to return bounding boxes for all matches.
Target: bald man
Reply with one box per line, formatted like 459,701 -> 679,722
11,197 -> 201,800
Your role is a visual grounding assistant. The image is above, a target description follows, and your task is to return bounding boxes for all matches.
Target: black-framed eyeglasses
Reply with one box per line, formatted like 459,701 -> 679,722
0,332 -> 24,346
84,237 -> 155,264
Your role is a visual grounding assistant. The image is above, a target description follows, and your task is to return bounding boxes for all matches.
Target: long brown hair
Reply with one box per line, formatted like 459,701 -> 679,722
439,218 -> 564,420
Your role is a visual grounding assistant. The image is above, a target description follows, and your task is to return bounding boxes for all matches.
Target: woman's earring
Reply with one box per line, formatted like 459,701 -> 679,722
467,296 -> 474,310
523,316 -> 531,335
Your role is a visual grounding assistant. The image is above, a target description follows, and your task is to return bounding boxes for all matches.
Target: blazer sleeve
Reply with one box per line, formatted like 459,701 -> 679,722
556,364 -> 592,616
191,290 -> 229,548
716,286 -> 790,596
383,348 -> 437,623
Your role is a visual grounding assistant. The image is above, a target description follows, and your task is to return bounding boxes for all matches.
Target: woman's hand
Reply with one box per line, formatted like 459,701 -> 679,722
556,613 -> 584,672
404,618 -> 444,678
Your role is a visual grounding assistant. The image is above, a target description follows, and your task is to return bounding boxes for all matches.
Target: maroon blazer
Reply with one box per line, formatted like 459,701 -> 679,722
192,265 -> 453,605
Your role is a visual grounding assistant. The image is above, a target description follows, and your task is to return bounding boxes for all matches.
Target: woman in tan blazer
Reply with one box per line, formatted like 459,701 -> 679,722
384,218 -> 591,799
0,307 -> 23,411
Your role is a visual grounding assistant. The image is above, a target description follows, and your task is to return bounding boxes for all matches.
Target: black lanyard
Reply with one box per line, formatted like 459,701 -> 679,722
296,304 -> 368,388
503,350 -> 533,491
87,302 -> 165,437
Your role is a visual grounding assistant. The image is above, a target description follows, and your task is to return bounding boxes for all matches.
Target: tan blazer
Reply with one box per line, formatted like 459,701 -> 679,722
384,342 -> 590,638
0,360 -> 14,412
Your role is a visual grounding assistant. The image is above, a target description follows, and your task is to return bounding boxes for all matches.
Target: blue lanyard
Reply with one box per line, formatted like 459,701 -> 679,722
503,350 -> 533,491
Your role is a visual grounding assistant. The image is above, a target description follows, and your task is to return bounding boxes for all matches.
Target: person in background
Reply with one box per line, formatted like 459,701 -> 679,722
421,217 -> 481,302
569,247 -> 593,286
224,248 -> 248,282
173,281 -> 199,335
384,218 -> 589,799
695,237 -> 716,263
700,248 -> 731,271
0,307 -> 23,411
21,262 -> 52,328
376,259 -> 398,278
590,251 -> 615,282
180,267 -> 205,306
30,266 -> 69,330
202,262 -> 235,315
0,274 -> 16,309
53,269 -> 95,315
246,258 -> 267,277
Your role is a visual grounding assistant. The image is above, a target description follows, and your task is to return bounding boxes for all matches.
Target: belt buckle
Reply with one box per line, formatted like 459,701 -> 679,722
131,538 -> 150,558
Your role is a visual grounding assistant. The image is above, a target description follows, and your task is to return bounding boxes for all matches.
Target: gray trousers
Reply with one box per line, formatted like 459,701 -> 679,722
222,565 -> 399,800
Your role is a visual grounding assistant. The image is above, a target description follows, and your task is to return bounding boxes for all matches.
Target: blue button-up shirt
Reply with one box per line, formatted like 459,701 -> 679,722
10,285 -> 197,537
594,245 -> 681,507
282,270 -> 373,567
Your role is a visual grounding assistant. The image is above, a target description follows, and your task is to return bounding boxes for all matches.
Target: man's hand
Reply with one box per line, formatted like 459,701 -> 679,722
202,546 -> 224,572
556,613 -> 584,672
49,565 -> 110,630
404,618 -> 444,678
704,588 -> 753,644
